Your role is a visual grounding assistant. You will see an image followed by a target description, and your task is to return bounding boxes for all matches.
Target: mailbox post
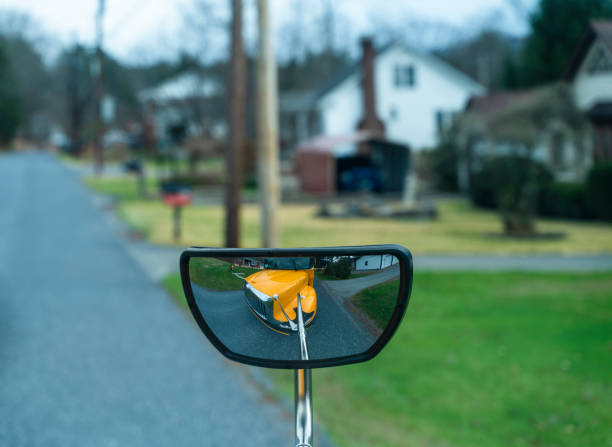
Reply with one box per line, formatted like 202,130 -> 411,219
123,159 -> 145,197
161,182 -> 192,242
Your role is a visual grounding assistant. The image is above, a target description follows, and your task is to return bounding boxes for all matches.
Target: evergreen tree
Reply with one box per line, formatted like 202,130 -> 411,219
521,0 -> 612,86
0,38 -> 22,146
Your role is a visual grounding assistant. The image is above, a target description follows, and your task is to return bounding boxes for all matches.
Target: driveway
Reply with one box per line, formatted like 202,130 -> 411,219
320,264 -> 400,303
190,278 -> 376,362
0,151 -> 291,446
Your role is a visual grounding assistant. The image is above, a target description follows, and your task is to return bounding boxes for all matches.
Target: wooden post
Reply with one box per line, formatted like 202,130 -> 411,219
173,205 -> 182,242
225,0 -> 246,248
257,0 -> 280,248
93,0 -> 105,174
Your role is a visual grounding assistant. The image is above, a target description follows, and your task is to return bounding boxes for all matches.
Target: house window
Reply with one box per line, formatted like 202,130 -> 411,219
550,132 -> 565,168
389,106 -> 398,121
394,65 -> 416,87
435,110 -> 452,134
435,111 -> 444,134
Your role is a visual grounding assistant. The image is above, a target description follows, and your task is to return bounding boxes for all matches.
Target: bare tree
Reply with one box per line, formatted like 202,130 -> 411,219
225,0 -> 246,248
62,44 -> 94,155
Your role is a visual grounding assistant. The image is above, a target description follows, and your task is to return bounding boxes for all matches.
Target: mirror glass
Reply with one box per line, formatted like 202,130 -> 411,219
187,253 -> 401,361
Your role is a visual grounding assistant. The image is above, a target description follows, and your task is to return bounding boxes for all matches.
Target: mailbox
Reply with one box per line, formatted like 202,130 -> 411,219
163,193 -> 192,207
160,182 -> 192,242
123,159 -> 142,174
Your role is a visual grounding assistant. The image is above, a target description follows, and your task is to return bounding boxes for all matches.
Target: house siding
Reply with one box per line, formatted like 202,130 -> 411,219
376,47 -> 483,149
317,44 -> 484,151
355,254 -> 398,271
573,40 -> 612,110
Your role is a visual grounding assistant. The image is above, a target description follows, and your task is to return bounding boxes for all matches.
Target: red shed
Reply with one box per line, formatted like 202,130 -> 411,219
295,131 -> 410,196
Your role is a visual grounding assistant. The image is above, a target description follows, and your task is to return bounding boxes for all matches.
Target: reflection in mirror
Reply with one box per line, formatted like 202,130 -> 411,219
188,253 -> 400,361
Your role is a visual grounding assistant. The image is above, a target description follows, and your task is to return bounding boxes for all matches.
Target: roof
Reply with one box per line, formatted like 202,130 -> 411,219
295,130 -> 376,154
279,91 -> 319,113
587,101 -> 612,123
462,83 -> 586,144
466,91 -> 534,115
565,20 -> 612,80
295,130 -> 409,157
313,42 -> 395,99
138,72 -> 221,103
313,41 -> 484,102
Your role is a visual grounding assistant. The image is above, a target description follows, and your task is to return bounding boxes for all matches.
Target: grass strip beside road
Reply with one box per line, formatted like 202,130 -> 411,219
350,279 -> 399,328
161,273 -> 186,309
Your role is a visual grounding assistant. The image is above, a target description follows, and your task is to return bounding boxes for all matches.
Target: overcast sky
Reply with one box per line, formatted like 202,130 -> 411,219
0,0 -> 538,63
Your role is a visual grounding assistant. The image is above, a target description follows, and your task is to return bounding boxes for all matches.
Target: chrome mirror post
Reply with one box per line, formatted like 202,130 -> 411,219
295,368 -> 312,447
295,293 -> 313,447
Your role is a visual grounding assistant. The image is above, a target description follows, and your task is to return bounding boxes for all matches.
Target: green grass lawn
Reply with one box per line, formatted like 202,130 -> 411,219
82,173 -> 612,255
116,199 -> 612,255
84,176 -> 159,201
263,271 -> 612,447
189,257 -> 257,291
350,279 -> 399,327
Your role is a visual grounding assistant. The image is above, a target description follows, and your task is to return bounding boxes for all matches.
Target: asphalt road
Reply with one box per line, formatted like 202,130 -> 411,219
0,151 -> 291,446
191,277 -> 375,362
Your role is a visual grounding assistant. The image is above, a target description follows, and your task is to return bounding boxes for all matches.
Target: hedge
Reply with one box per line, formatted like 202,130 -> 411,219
470,156 -> 553,210
470,158 -> 612,222
586,163 -> 612,221
539,182 -> 590,220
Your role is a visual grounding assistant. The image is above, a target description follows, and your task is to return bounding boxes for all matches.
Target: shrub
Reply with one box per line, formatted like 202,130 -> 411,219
586,163 -> 612,221
425,142 -> 459,192
470,156 -> 554,234
470,156 -> 554,209
324,257 -> 352,279
539,182 -> 590,220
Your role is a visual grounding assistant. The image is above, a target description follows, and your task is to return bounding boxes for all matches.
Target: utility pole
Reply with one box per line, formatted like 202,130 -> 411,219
225,0 -> 246,247
256,0 -> 280,248
93,0 -> 105,174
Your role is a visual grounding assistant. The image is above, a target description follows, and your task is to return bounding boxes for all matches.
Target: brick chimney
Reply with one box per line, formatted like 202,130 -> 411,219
357,37 -> 385,138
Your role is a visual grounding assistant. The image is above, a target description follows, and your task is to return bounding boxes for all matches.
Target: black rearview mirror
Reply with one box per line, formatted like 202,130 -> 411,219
180,245 -> 412,369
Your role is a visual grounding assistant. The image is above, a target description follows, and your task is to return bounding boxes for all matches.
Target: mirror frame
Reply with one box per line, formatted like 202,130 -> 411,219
180,244 -> 413,369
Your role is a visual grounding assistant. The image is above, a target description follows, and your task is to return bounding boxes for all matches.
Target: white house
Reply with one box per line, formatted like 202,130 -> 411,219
280,39 -> 485,153
355,255 -> 398,271
457,85 -> 594,186
138,72 -> 227,146
565,20 -> 612,161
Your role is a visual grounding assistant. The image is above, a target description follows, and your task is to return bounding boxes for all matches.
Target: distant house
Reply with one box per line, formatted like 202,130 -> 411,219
565,20 -> 612,161
455,84 -> 592,190
453,20 -> 612,191
138,72 -> 227,147
280,39 -> 485,155
355,255 -> 398,271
